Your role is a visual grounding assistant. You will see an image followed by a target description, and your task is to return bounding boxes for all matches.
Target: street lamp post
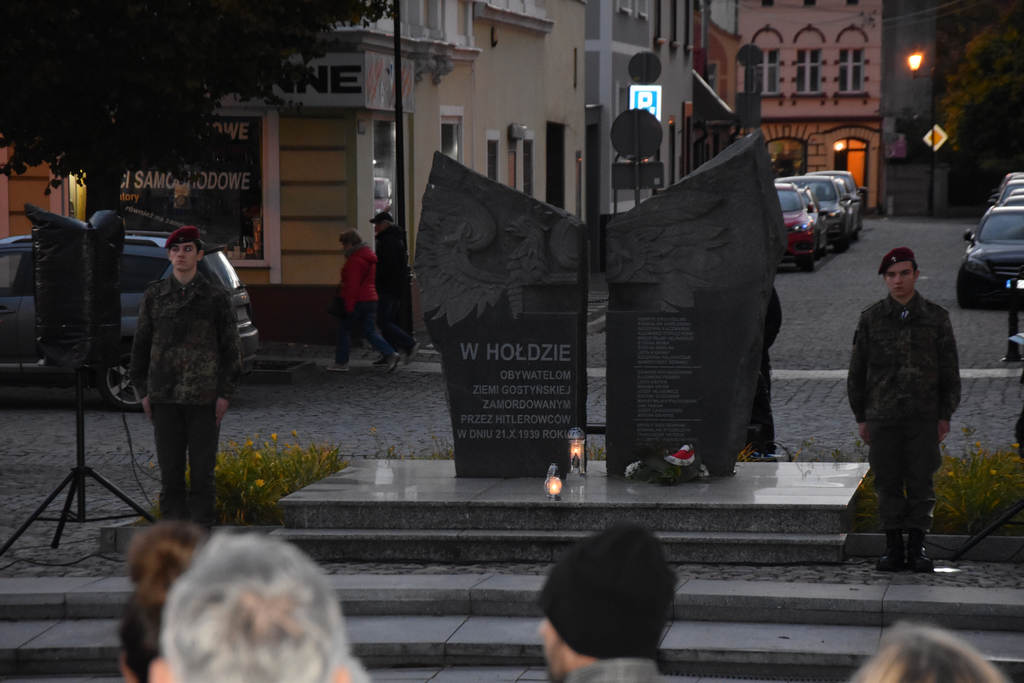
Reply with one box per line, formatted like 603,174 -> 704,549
908,51 -> 935,217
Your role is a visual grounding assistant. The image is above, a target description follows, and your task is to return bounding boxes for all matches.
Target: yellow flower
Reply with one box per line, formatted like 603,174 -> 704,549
990,469 -> 998,476
291,430 -> 298,438
255,479 -> 265,487
271,433 -> 278,442
245,439 -> 254,447
253,453 -> 262,461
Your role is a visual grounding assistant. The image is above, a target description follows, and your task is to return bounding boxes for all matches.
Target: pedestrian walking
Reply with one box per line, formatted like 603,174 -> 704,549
130,226 -> 242,527
370,211 -> 420,365
847,246 -> 961,573
329,229 -> 400,373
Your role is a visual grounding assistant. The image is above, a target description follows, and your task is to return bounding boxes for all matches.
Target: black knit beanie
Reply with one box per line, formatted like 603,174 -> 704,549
538,523 -> 676,660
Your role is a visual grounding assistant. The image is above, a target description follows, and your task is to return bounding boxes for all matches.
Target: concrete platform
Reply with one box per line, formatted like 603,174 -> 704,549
276,459 -> 869,565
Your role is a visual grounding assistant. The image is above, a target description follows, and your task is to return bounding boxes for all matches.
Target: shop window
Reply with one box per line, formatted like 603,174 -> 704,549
373,119 -> 397,216
796,49 -> 821,93
834,138 -> 868,188
768,138 -> 807,177
120,116 -> 264,261
839,49 -> 864,92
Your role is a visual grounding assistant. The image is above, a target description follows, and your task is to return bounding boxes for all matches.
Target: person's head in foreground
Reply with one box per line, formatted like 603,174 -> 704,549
537,523 -> 676,682
119,521 -> 207,683
151,532 -> 368,683
850,622 -> 1008,683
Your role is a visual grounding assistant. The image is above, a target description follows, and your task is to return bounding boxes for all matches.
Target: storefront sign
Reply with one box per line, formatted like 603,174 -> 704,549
120,116 -> 264,259
273,53 -> 414,112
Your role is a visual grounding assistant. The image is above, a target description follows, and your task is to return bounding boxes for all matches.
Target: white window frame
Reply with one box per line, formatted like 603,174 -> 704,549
758,48 -> 780,93
838,48 -> 864,92
795,48 -> 821,93
616,0 -> 634,15
636,0 -> 649,18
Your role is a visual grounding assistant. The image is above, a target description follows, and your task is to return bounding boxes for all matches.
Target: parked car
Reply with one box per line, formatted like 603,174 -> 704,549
956,206 -> 1024,308
0,233 -> 259,409
808,170 -> 863,239
775,182 -> 825,272
990,179 -> 1024,206
776,175 -> 853,253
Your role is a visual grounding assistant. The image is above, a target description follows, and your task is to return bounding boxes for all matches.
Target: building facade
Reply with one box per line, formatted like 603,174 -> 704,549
585,0 -> 695,245
2,0 -> 586,342
738,0 -> 884,211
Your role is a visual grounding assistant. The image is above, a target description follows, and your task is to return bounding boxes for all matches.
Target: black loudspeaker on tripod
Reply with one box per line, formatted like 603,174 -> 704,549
0,205 -> 153,558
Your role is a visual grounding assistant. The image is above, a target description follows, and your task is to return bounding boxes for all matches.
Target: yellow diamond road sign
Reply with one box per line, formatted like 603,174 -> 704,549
923,124 -> 948,151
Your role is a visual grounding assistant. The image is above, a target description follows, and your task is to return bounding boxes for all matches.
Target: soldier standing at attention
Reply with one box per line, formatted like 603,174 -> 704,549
847,247 -> 960,573
131,226 -> 242,527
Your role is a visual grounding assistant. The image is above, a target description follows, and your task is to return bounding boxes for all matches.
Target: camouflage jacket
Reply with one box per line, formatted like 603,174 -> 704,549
130,272 -> 242,404
847,292 -> 960,423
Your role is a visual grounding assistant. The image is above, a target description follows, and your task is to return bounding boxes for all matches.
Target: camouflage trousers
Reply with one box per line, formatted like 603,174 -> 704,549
867,420 -> 941,532
152,402 -> 220,527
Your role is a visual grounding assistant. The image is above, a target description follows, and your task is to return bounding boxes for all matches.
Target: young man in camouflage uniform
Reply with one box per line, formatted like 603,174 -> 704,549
847,247 -> 960,572
130,226 -> 242,526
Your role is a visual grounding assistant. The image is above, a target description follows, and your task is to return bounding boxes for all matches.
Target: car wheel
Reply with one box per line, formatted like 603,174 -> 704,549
956,273 -> 979,309
832,229 -> 850,254
797,254 -> 815,272
96,347 -> 143,411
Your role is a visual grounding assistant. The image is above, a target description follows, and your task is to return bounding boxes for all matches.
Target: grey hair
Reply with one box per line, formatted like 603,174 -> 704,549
850,622 -> 1009,683
159,533 -> 368,683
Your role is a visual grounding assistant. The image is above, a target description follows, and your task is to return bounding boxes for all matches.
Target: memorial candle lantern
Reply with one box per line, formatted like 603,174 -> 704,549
544,463 -> 563,500
568,427 -> 586,476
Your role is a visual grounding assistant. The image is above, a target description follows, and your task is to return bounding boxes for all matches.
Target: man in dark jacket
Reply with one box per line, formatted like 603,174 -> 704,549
130,226 -> 242,526
537,524 -> 675,682
847,247 -> 960,573
370,211 -> 419,364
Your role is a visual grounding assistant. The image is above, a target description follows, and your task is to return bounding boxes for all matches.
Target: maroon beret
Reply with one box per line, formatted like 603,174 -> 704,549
165,225 -> 201,249
878,246 -> 916,274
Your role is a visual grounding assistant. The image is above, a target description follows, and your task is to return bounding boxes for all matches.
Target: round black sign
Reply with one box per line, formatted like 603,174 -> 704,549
628,52 -> 662,84
610,109 -> 662,159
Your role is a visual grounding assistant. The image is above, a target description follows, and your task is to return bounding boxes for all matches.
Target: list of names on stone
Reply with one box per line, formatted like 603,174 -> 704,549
634,315 -> 700,442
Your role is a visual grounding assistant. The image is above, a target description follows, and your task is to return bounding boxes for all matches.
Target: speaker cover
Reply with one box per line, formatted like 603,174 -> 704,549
26,204 -> 124,368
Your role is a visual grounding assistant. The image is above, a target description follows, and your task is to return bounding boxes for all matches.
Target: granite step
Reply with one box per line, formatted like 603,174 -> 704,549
3,615 -> 1023,680
280,498 -> 851,535
3,576 -> 1023,630
272,528 -> 847,564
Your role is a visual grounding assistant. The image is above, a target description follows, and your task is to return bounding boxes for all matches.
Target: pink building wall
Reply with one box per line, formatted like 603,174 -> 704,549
738,0 -> 883,209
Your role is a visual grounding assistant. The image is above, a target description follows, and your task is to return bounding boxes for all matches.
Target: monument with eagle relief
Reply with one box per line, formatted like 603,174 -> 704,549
415,152 -> 586,477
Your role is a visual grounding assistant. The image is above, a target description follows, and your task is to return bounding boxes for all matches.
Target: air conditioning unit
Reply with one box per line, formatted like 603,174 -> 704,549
507,123 -> 527,141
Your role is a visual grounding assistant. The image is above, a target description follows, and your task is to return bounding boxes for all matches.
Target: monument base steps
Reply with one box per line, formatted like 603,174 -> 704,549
2,578 -> 1022,680
276,459 -> 866,565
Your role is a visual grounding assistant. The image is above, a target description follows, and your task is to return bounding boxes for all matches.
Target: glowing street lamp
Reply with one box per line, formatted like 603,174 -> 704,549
907,50 -> 935,216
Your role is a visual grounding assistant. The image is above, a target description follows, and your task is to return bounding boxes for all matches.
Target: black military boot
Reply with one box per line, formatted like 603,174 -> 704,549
906,529 -> 934,573
876,530 -> 906,571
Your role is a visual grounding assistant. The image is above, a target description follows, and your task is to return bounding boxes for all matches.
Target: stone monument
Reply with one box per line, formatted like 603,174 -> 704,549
416,152 -> 586,477
605,131 -> 786,477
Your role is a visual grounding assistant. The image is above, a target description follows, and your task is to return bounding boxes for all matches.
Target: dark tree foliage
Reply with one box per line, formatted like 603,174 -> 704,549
0,0 -> 390,212
942,1 -> 1024,172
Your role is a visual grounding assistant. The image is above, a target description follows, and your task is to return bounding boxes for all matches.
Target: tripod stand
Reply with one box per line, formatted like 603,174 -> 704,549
0,367 -> 154,558
951,497 -> 1024,561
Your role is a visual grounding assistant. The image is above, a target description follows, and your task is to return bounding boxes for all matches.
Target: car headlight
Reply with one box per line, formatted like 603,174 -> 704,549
827,210 -> 841,218
963,256 -> 990,276
792,222 -> 810,232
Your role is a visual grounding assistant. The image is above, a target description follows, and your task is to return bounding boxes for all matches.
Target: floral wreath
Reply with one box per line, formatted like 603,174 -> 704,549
624,444 -> 707,485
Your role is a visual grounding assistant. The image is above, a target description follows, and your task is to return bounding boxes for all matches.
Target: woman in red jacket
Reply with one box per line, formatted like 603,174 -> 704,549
330,230 -> 400,372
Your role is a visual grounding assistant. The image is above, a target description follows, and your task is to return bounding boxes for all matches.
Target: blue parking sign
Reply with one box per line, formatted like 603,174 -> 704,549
629,85 -> 662,121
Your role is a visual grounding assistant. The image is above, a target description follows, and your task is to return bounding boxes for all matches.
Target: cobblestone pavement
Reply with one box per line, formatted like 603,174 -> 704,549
2,216 -> 1022,584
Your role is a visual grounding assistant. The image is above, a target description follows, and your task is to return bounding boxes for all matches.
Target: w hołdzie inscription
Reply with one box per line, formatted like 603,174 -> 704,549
416,153 -> 584,477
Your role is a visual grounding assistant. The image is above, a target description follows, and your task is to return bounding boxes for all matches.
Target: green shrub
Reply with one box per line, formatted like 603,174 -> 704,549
853,442 -> 1024,535
214,432 -> 346,526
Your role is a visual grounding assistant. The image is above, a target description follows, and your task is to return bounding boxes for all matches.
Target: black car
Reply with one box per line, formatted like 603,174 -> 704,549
956,207 -> 1024,308
0,233 -> 259,409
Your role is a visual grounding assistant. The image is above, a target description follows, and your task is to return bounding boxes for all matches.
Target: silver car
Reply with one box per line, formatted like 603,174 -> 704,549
0,233 -> 258,410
